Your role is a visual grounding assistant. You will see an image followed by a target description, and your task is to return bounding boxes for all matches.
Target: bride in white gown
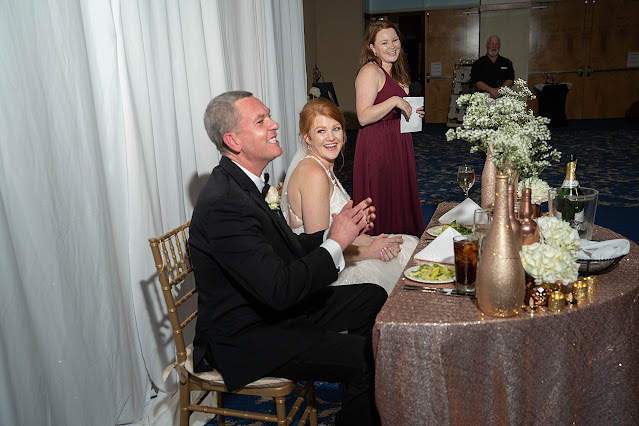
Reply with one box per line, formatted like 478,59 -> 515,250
281,98 -> 418,294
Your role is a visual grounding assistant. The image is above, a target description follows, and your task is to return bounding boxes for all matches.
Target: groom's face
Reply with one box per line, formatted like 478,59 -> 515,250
233,97 -> 282,169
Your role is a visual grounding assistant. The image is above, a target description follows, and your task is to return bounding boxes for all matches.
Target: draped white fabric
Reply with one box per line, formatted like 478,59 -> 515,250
0,1 -> 307,425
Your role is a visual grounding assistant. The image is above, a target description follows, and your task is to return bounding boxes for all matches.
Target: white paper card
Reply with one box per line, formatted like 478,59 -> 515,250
627,52 -> 639,68
400,97 -> 424,133
431,62 -> 442,77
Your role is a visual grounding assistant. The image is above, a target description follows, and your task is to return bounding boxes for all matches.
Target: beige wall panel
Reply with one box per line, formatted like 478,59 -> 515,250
480,8 -> 529,84
308,0 -> 363,128
303,0 -> 318,90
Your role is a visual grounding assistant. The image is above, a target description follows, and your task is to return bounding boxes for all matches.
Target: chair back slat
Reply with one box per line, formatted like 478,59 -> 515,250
181,310 -> 197,331
175,288 -> 197,308
160,224 -> 191,282
148,220 -> 319,426
149,221 -> 194,364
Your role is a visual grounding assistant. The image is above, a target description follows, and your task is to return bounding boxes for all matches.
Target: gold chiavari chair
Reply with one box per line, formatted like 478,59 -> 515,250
149,221 -> 317,426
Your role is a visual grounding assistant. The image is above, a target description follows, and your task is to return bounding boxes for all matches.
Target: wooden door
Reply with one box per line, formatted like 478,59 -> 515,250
529,0 -> 639,119
424,9 -> 479,123
585,0 -> 639,118
528,0 -> 587,117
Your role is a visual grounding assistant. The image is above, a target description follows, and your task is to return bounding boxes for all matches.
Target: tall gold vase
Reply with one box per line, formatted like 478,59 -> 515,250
476,174 -> 526,317
481,146 -> 497,209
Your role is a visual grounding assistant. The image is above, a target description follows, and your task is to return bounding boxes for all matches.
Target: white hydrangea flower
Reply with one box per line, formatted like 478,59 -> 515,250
520,242 -> 580,285
518,177 -> 551,204
536,216 -> 581,257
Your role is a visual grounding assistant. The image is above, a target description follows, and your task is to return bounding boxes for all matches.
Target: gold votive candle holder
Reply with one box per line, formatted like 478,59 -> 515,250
547,291 -> 565,312
573,280 -> 588,302
584,275 -> 597,295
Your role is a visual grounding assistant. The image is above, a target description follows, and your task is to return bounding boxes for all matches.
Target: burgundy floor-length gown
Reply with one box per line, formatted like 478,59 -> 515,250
353,68 -> 425,237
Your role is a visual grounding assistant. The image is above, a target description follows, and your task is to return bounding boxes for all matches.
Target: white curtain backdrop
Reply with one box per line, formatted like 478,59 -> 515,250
0,1 -> 308,425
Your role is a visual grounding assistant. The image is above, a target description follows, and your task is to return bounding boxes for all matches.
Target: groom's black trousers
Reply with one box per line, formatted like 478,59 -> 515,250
268,283 -> 387,426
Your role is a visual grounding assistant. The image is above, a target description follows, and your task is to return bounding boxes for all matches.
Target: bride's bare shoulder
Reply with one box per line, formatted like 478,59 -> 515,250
290,158 -> 330,190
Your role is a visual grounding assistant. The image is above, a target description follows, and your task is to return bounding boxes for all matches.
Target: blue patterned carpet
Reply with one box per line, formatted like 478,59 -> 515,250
337,118 -> 639,243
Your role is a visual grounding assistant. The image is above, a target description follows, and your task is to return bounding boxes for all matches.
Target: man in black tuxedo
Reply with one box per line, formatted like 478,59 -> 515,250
189,90 -> 387,425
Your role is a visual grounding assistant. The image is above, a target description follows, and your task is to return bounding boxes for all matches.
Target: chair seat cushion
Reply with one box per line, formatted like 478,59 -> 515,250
184,345 -> 294,389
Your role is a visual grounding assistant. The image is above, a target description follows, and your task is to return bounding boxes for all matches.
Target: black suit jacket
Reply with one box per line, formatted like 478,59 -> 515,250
189,156 -> 339,391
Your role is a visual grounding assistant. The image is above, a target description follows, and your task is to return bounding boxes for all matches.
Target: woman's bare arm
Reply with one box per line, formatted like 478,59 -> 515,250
355,63 -> 412,126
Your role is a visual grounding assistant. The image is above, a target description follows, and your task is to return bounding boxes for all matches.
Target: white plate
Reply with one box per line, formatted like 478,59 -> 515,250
404,264 -> 455,284
426,226 -> 445,237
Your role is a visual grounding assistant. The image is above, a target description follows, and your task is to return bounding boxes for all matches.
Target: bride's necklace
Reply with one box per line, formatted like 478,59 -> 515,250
308,152 -> 337,185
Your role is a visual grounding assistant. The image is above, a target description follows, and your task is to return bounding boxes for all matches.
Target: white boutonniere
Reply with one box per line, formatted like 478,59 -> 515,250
265,186 -> 281,213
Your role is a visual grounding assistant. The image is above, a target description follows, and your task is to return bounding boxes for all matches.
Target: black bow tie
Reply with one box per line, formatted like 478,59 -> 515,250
261,173 -> 270,196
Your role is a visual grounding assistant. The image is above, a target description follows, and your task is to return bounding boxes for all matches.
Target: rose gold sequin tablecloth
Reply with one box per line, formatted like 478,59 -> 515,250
373,202 -> 639,425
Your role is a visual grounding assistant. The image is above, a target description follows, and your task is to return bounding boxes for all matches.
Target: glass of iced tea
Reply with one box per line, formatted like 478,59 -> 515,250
453,235 -> 479,295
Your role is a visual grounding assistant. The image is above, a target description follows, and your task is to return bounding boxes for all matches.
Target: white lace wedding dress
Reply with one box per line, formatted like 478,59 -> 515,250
282,151 -> 418,294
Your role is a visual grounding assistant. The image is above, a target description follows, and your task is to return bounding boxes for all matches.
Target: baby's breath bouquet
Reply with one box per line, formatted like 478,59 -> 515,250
517,177 -> 551,204
446,79 -> 560,184
520,216 -> 581,284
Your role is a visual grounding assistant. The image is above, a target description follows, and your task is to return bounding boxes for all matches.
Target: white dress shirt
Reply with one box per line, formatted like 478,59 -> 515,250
232,160 -> 345,272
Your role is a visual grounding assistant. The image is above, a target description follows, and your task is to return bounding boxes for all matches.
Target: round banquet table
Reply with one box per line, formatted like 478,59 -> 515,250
372,202 -> 639,425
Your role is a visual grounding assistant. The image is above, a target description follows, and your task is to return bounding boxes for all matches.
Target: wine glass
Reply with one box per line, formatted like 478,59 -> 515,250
473,208 -> 492,258
457,165 -> 475,199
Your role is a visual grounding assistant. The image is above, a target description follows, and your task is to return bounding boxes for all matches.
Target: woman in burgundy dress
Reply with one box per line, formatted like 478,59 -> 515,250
354,20 -> 425,237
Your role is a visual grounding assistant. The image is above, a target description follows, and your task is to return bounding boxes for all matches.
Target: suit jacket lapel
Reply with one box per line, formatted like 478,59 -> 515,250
220,158 -> 305,256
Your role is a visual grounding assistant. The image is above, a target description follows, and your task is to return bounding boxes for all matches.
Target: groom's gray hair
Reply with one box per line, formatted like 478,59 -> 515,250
204,90 -> 253,154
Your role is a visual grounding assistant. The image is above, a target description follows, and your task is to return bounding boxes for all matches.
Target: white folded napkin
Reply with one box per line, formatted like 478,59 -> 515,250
439,198 -> 482,226
578,239 -> 630,260
414,226 -> 461,263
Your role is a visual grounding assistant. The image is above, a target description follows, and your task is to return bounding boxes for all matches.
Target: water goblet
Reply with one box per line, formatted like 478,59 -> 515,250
473,208 -> 493,258
457,165 -> 475,199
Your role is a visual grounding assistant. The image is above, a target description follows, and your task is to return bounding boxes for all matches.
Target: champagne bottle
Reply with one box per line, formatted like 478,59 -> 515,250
556,154 -> 584,223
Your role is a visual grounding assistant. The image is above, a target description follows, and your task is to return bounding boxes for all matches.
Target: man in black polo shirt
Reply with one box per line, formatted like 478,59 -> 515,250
471,35 -> 514,99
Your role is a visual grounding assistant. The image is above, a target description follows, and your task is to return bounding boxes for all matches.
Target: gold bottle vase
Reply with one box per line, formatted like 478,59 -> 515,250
520,188 -> 540,246
481,146 -> 496,209
476,174 -> 526,317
